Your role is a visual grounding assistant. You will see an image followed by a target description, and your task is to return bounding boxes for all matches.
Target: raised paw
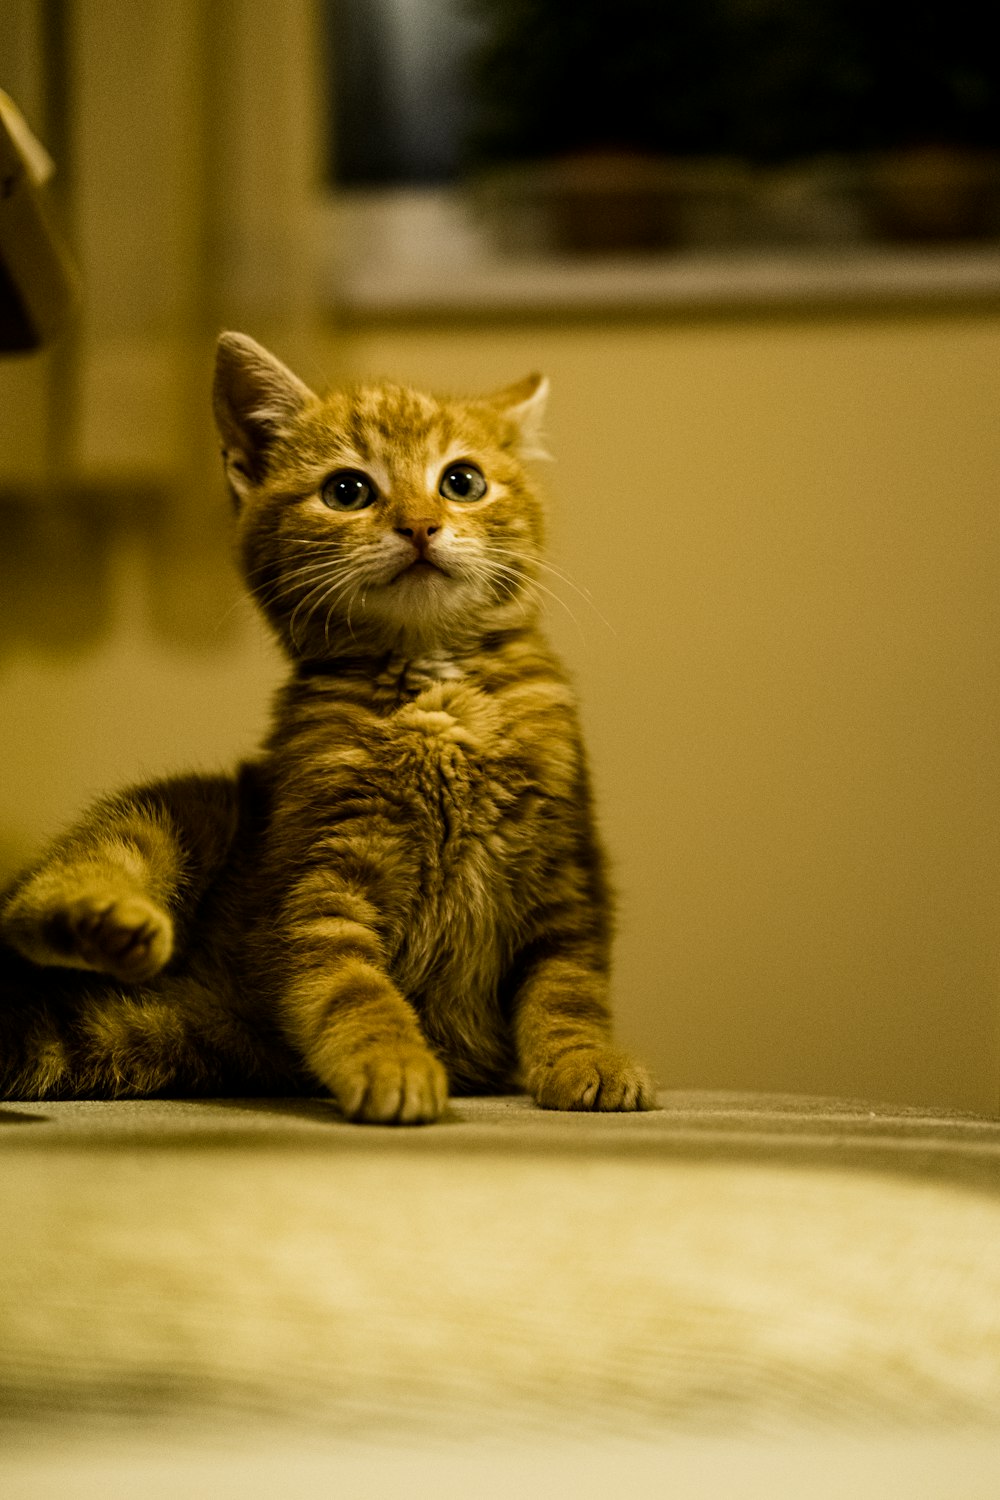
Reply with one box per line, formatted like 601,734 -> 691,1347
44,891 -> 174,984
330,1043 -> 448,1125
530,1045 -> 657,1113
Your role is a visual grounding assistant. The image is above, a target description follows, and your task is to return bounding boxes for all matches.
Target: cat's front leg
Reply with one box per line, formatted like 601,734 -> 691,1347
513,950 -> 656,1112
278,878 -> 447,1123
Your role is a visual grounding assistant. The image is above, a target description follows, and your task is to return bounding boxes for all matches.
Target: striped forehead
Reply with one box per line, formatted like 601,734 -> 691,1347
344,385 -> 456,463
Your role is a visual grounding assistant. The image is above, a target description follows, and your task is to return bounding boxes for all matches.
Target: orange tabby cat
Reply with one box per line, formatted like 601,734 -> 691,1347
0,334 -> 654,1121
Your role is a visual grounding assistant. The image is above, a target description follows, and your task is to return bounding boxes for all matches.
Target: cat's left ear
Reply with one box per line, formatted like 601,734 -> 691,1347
487,372 -> 551,461
213,332 -> 317,504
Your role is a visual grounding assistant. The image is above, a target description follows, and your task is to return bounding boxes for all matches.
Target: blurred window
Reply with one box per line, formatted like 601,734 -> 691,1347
325,0 -> 1000,183
321,0 -> 1000,307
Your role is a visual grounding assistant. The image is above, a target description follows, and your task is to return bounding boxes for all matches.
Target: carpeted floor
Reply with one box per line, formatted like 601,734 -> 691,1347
2,1091 -> 1000,1495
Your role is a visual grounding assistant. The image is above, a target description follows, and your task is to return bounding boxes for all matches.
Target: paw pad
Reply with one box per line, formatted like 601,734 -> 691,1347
47,892 -> 174,983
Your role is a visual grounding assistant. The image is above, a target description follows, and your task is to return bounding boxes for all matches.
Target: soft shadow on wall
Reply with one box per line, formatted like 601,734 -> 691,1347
0,0 -> 321,646
0,1 -> 320,874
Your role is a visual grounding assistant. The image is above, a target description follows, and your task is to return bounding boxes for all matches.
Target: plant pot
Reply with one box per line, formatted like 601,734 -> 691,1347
859,146 -> 1000,241
470,152 -> 754,255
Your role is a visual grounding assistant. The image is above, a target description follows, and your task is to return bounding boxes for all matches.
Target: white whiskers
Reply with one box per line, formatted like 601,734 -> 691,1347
484,544 -> 617,638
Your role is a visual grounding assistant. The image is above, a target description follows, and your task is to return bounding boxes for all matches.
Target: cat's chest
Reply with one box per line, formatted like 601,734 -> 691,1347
287,658 -> 579,855
381,680 -> 511,836
367,670 -> 568,848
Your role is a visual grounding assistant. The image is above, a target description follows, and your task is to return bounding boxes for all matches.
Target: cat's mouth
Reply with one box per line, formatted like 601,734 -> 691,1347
394,558 -> 449,581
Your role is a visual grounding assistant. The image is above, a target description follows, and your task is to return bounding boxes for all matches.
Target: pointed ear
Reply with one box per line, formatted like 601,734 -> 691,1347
213,332 -> 316,502
487,372 -> 551,460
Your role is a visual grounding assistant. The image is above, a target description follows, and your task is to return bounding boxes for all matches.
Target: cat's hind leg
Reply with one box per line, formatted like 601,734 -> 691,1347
0,969 -> 298,1101
5,881 -> 174,984
1,773 -> 243,984
71,982 -> 260,1098
0,973 -> 182,1100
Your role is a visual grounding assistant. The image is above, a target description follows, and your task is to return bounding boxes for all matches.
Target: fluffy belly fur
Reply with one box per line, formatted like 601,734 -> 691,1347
386,707 -> 516,1090
268,675 -> 558,1094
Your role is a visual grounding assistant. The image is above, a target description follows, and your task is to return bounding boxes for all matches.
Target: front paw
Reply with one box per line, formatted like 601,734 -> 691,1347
330,1043 -> 448,1124
530,1046 -> 657,1112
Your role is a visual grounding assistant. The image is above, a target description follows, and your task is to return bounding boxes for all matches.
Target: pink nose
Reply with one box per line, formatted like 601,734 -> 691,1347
395,520 -> 439,556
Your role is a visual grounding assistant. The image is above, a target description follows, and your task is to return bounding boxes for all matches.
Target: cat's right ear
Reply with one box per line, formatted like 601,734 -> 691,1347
213,332 -> 316,505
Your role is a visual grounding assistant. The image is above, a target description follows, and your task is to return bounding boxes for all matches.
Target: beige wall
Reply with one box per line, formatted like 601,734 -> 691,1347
319,311 -> 999,1114
2,308 -> 998,1113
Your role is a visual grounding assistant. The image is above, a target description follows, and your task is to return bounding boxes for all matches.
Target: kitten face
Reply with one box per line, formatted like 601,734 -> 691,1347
213,335 -> 549,661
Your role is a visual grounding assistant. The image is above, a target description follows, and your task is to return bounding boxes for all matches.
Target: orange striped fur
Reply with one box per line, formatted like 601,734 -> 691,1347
0,335 -> 654,1120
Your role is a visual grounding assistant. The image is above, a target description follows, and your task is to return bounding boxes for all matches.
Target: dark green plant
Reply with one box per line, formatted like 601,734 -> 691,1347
463,0 -> 735,165
463,0 -> 1000,168
843,0 -> 1000,151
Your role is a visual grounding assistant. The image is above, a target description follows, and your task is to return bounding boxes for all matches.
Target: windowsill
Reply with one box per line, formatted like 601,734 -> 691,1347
321,191 -> 1000,323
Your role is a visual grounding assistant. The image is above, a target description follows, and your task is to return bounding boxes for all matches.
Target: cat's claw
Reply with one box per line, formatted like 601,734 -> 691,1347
45,892 -> 174,983
331,1044 -> 448,1125
530,1046 -> 657,1113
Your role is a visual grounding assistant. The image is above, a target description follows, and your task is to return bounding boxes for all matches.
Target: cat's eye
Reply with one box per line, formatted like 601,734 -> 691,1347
440,462 -> 487,503
321,469 -> 377,511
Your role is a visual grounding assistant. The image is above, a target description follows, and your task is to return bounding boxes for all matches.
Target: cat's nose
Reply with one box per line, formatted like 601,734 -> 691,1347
395,520 -> 439,556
